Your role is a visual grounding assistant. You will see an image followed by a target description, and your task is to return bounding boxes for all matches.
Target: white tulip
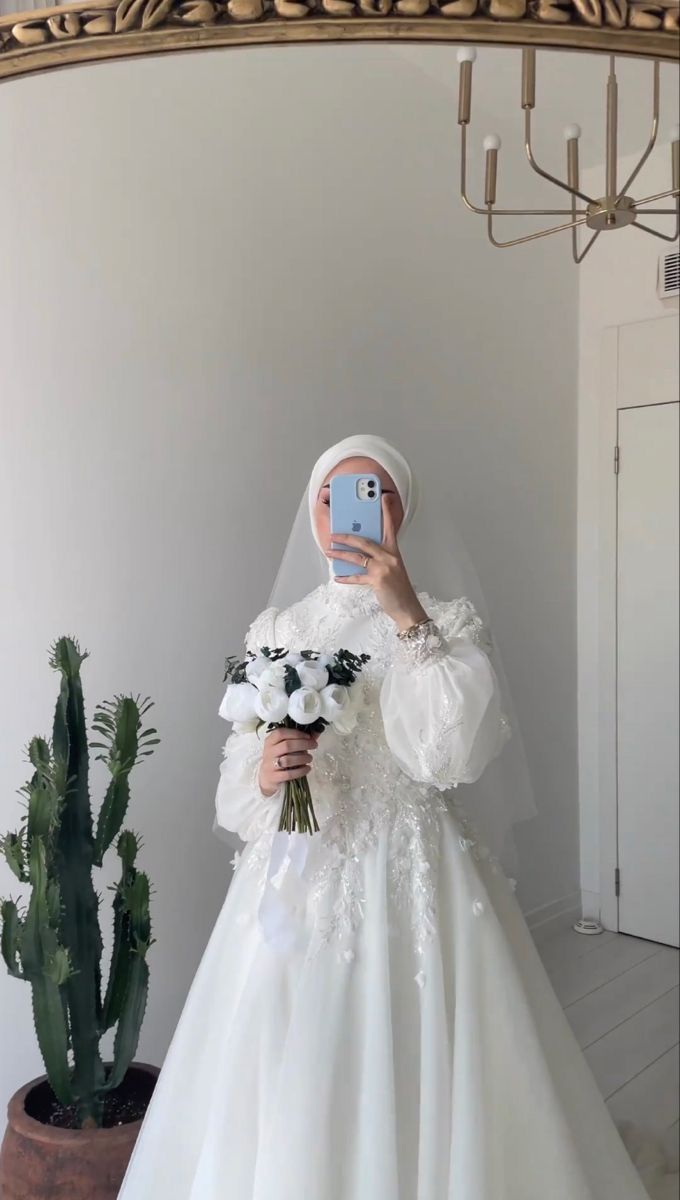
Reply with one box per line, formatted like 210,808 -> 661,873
330,684 -> 362,734
296,660 -> 330,691
254,684 -> 290,724
218,682 -> 259,723
288,687 -> 322,725
245,656 -> 271,683
319,684 -> 351,724
284,652 -> 304,666
259,661 -> 288,689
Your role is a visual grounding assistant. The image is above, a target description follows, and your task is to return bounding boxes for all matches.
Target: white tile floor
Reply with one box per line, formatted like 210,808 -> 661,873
533,915 -> 680,1171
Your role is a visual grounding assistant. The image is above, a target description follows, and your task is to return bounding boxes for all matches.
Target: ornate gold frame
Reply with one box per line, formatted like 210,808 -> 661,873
0,0 -> 678,84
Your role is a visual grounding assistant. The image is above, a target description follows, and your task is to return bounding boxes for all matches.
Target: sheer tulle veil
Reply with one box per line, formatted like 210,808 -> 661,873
214,434 -> 538,878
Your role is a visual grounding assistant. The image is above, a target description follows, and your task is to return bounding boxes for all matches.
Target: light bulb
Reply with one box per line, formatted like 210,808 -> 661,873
483,133 -> 501,152
456,47 -> 477,64
564,123 -> 582,142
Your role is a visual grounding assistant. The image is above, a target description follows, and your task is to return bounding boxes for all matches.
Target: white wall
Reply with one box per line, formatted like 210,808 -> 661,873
0,45 -> 580,1129
577,148 -> 679,918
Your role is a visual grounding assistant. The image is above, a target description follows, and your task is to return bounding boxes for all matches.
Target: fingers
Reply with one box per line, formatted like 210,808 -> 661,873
276,765 -> 312,781
326,548 -> 368,566
260,761 -> 311,795
271,750 -> 313,770
266,729 -> 318,750
259,734 -> 317,795
381,495 -> 397,550
331,532 -> 388,559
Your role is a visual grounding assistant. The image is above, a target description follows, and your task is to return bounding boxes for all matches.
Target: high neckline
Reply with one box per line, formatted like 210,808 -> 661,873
323,576 -> 383,615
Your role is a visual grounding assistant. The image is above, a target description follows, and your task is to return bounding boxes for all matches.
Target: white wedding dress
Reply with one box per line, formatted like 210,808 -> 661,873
118,579 -> 672,1200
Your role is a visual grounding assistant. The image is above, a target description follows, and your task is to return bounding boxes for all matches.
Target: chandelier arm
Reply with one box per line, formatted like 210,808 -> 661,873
524,110 -> 595,207
573,228 -> 602,265
460,126 -> 586,217
632,218 -> 680,243
466,202 -> 589,216
635,188 -> 680,206
568,181 -> 601,264
570,193 -> 579,262
615,60 -> 660,204
487,209 -> 589,249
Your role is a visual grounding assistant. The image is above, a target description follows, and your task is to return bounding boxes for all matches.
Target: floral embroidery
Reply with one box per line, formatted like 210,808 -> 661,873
393,620 -> 449,670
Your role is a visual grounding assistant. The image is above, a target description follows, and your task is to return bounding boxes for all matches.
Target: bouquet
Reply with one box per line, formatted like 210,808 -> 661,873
221,646 -> 369,835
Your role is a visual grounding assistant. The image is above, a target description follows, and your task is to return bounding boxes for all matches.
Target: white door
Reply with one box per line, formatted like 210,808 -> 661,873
616,318 -> 679,947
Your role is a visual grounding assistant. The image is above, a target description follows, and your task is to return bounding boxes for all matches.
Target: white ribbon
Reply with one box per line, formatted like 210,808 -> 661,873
257,830 -> 314,954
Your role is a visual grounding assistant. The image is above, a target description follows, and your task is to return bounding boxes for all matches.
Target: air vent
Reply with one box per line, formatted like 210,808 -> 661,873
658,249 -> 680,299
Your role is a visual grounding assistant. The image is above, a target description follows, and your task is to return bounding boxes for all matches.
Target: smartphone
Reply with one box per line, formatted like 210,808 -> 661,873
330,474 -> 383,577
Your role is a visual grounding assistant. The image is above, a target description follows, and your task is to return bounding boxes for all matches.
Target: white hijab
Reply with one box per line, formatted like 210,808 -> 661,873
306,434 -> 419,553
250,434 -> 536,878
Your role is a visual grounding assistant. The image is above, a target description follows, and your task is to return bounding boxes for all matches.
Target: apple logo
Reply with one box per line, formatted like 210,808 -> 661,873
352,521 -> 361,532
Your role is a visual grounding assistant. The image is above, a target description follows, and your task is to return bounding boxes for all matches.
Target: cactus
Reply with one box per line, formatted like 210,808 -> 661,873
0,637 -> 159,1128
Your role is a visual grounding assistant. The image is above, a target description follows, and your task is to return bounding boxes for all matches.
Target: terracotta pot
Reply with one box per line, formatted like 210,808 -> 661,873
0,1062 -> 159,1200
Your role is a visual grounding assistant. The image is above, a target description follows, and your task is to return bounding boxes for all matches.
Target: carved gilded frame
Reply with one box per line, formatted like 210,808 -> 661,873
0,0 -> 678,84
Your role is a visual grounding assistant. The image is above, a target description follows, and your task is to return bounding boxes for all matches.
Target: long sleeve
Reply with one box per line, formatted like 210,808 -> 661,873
214,605 -> 283,844
379,597 -> 512,791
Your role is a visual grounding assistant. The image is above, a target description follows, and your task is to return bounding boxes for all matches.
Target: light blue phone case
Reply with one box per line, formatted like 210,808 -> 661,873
330,474 -> 382,577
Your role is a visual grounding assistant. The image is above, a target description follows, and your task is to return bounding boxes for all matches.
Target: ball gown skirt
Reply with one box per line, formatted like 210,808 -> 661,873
117,583 -> 674,1199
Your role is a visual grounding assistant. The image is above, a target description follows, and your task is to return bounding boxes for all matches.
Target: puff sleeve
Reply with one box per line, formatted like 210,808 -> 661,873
379,596 -> 512,791
214,605 -> 283,844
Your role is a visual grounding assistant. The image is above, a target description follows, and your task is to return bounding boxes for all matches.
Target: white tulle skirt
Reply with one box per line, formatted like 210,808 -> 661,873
117,808 -> 671,1200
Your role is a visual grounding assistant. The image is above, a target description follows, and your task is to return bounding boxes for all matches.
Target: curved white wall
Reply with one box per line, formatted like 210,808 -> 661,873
0,45 -> 579,1126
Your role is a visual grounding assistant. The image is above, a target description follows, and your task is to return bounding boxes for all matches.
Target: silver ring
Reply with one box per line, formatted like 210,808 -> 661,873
362,555 -> 370,568
275,756 -> 283,769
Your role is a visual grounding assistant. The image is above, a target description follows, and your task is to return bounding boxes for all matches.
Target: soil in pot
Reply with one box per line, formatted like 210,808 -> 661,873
25,1065 -> 157,1130
0,1062 -> 159,1200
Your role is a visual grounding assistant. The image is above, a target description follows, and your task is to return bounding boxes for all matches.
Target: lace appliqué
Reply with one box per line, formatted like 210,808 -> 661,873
303,768 -> 448,965
393,620 -> 449,670
413,690 -> 466,789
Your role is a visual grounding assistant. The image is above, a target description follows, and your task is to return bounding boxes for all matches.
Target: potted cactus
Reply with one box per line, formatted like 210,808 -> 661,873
0,637 -> 160,1200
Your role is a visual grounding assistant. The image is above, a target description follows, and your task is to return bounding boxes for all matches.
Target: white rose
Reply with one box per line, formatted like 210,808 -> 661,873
245,655 -> 271,683
284,652 -> 304,667
254,684 -> 290,724
288,687 -> 322,725
319,684 -> 351,725
296,661 -> 330,691
330,684 -> 362,734
218,682 -> 258,723
259,661 -> 288,689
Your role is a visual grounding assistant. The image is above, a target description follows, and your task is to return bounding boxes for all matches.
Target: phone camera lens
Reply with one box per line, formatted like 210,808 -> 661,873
368,480 -> 375,488
368,490 -> 375,498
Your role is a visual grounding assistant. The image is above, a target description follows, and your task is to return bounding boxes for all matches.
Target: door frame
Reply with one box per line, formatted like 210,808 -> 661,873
598,315 -> 679,933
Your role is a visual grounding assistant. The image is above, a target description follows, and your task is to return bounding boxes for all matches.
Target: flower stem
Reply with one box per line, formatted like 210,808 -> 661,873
278,774 -> 320,835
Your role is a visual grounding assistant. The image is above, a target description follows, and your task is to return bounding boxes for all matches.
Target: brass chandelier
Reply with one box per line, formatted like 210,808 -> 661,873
457,48 -> 680,262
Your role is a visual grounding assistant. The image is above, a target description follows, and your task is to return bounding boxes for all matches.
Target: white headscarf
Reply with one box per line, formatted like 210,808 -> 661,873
306,434 -> 419,552
214,433 -> 538,880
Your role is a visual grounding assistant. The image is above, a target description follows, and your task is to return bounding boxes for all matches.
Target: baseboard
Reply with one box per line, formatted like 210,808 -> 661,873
523,890 -> 583,936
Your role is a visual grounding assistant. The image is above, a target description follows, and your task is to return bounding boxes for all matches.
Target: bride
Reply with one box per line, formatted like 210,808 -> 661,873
118,434 -> 670,1199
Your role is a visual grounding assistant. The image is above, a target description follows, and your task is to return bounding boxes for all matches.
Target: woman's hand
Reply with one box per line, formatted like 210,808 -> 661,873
326,496 -> 428,633
258,727 -> 320,798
